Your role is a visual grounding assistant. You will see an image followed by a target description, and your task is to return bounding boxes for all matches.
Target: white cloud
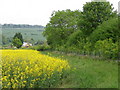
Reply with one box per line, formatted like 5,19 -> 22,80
0,0 -> 119,26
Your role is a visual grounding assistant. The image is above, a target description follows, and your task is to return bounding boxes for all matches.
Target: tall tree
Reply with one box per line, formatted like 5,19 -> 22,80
90,16 -> 118,43
78,0 -> 116,36
12,33 -> 23,48
43,9 -> 81,48
12,37 -> 23,48
13,33 -> 23,43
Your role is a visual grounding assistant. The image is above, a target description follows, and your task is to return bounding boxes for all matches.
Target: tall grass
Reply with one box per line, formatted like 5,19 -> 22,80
42,51 -> 118,88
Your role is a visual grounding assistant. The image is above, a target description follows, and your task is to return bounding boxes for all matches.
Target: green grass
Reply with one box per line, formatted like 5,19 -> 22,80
1,28 -> 45,43
41,51 -> 118,88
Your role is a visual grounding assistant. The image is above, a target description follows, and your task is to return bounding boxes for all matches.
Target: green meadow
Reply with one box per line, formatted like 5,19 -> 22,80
1,28 -> 45,45
41,51 -> 118,88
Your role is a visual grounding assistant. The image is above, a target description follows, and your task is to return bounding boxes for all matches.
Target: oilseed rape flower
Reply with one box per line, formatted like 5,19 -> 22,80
1,50 -> 70,88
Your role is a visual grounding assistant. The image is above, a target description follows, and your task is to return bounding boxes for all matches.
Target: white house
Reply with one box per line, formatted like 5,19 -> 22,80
22,42 -> 32,47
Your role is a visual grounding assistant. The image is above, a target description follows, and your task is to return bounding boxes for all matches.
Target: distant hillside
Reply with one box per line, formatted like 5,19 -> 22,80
0,24 -> 46,46
1,24 -> 44,29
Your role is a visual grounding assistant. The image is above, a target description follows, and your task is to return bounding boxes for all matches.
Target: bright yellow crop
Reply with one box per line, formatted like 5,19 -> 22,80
1,50 -> 70,88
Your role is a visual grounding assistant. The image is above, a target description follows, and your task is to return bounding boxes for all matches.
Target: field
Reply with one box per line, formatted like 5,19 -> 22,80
42,51 -> 118,88
1,49 -> 118,88
1,28 -> 45,44
1,50 -> 70,88
1,0 -> 119,89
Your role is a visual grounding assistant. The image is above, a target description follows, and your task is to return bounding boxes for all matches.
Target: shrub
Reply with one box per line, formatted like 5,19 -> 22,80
33,45 -> 51,51
94,39 -> 118,59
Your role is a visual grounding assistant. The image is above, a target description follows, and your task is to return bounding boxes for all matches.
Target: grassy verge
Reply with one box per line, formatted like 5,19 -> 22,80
41,51 -> 118,88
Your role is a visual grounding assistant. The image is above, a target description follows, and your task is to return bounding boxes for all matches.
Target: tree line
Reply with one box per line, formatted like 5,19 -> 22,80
2,24 -> 44,28
43,0 -> 119,59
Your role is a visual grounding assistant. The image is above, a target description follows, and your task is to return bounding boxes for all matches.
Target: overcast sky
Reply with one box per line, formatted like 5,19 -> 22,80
0,0 -> 119,26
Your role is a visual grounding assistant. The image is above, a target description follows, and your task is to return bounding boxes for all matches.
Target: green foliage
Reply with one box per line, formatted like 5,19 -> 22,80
12,37 -> 23,48
12,33 -> 23,48
66,30 -> 84,47
90,17 -> 119,43
13,33 -> 23,43
33,45 -> 51,51
83,39 -> 92,55
94,39 -> 118,59
78,1 -> 116,36
65,30 -> 85,53
43,9 -> 81,48
43,1 -> 118,59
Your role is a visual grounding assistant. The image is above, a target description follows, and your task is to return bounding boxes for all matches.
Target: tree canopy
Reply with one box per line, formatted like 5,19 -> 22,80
13,33 -> 23,43
43,1 -> 118,59
43,9 -> 82,47
90,16 -> 119,43
78,1 -> 116,36
12,33 -> 23,48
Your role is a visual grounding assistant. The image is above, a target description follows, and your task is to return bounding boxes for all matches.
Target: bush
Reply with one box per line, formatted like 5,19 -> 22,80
33,45 -> 51,51
94,39 -> 118,59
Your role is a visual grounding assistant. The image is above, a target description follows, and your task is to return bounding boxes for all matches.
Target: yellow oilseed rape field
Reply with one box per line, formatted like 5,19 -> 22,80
1,50 -> 70,88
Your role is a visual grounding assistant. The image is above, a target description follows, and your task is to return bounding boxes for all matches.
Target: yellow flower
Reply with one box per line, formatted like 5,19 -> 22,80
1,49 -> 70,88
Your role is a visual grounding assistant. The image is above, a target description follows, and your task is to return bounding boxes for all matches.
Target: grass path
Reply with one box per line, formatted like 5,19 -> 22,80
41,51 -> 118,88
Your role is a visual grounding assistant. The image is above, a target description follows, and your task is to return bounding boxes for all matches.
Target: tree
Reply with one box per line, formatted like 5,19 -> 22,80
12,37 -> 23,48
90,16 -> 119,43
12,33 -> 23,48
43,9 -> 82,48
78,0 -> 116,36
13,33 -> 23,43
66,30 -> 85,47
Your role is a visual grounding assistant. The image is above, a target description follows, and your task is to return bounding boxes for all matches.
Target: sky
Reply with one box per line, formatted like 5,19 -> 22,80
0,0 -> 119,26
